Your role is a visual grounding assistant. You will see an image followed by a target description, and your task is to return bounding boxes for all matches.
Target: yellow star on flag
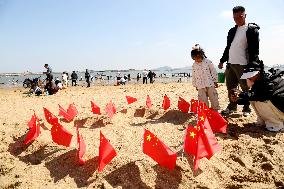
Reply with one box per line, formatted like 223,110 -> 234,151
147,134 -> 151,141
199,116 -> 205,121
190,131 -> 196,138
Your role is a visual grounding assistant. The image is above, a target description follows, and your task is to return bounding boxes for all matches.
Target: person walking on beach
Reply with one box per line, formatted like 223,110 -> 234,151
218,6 -> 260,117
137,73 -> 140,82
142,69 -> 148,84
148,70 -> 154,84
71,71 -> 78,86
62,72 -> 68,87
191,44 -> 220,111
85,69 -> 91,87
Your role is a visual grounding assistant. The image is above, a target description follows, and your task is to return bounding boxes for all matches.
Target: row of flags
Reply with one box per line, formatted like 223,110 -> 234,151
22,94 -> 227,172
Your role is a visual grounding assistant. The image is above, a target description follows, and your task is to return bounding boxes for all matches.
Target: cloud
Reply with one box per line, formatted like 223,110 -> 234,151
220,10 -> 232,19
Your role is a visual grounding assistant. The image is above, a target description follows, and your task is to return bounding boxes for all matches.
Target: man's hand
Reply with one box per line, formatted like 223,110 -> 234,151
218,63 -> 224,69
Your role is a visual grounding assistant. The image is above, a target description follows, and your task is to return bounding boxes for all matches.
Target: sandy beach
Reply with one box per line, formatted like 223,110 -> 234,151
0,83 -> 283,189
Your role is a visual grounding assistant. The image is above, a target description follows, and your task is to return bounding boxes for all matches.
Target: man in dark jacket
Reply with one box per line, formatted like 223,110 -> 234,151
231,62 -> 284,132
71,71 -> 78,86
85,69 -> 91,87
218,6 -> 260,117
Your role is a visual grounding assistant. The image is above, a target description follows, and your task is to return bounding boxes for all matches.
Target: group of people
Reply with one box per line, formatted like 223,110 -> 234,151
137,69 -> 156,84
35,6 -> 284,132
191,6 -> 284,132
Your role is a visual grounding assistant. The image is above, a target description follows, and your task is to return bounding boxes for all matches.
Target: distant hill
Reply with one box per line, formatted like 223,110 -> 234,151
152,66 -> 172,71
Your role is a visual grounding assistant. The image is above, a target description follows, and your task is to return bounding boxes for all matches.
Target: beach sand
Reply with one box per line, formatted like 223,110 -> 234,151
0,83 -> 283,189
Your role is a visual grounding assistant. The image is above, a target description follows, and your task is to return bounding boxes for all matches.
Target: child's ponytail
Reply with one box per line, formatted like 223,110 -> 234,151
191,44 -> 207,59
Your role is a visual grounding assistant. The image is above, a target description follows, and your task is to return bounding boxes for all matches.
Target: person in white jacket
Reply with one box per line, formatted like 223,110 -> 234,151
191,44 -> 220,111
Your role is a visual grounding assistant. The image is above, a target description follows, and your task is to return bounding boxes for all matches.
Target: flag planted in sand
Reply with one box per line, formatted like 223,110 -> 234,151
126,96 -> 137,104
184,125 -> 198,156
76,127 -> 86,165
91,100 -> 101,115
142,129 -> 177,170
51,122 -> 73,147
43,107 -> 58,125
105,101 -> 116,118
24,113 -> 41,145
178,97 -> 190,113
162,94 -> 170,110
192,110 -> 221,171
58,103 -> 78,122
203,107 -> 227,134
146,95 -> 152,108
98,131 -> 117,172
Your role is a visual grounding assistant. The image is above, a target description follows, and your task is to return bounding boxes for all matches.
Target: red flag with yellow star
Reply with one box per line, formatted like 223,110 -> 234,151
51,122 -> 73,147
126,96 -> 137,104
204,107 -> 227,134
98,131 -> 117,172
178,97 -> 190,113
43,107 -> 58,125
162,94 -> 170,110
183,125 -> 198,156
142,129 -> 177,170
24,113 -> 41,145
76,127 -> 86,165
193,112 -> 222,170
190,99 -> 198,113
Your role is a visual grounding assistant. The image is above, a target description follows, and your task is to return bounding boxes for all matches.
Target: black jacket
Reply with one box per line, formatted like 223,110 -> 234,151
237,69 -> 284,113
220,23 -> 260,64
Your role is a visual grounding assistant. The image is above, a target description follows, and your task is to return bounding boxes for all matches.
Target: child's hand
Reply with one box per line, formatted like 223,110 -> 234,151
214,82 -> 218,88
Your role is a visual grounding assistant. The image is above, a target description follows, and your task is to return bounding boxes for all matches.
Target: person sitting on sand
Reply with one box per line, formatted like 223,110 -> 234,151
231,61 -> 284,132
44,80 -> 59,95
191,44 -> 220,111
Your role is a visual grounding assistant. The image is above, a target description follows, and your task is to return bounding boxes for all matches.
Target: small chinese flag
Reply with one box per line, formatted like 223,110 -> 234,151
58,103 -> 77,122
193,113 -> 221,171
190,99 -> 198,113
43,107 -> 58,125
142,129 -> 177,170
126,96 -> 137,104
76,127 -> 86,165
178,97 -> 190,113
91,100 -> 101,115
183,125 -> 198,156
24,113 -> 41,145
162,94 -> 170,110
67,103 -> 78,120
146,95 -> 152,108
205,108 -> 227,134
51,122 -> 73,147
105,101 -> 116,118
98,131 -> 117,172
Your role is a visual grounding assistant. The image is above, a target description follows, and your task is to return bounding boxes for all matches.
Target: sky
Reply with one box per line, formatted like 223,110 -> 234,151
0,0 -> 283,73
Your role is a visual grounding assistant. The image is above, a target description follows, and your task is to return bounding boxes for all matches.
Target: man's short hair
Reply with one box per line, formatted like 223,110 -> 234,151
44,64 -> 48,67
233,6 -> 245,13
